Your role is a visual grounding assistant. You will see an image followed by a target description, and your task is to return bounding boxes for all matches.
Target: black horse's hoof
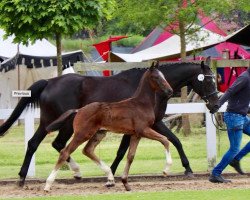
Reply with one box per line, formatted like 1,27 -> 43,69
74,176 -> 82,180
18,178 -> 25,187
184,170 -> 195,178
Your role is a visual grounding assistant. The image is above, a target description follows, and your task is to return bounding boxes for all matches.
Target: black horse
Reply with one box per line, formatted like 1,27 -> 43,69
0,58 -> 219,186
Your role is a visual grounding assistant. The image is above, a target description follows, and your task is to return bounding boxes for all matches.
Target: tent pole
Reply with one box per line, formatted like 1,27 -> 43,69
17,44 -> 20,101
17,44 -> 21,126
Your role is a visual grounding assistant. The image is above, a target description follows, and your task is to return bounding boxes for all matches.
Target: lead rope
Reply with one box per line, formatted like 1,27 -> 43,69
211,113 -> 227,157
211,113 -> 227,131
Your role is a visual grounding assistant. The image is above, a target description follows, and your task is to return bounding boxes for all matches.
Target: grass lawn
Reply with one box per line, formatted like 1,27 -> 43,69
6,189 -> 250,200
0,123 -> 250,180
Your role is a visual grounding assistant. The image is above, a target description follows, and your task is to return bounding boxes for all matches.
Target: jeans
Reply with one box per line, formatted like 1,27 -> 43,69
212,112 -> 250,176
234,141 -> 250,161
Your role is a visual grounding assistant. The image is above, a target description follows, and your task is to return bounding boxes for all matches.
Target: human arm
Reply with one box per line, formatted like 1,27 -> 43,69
218,75 -> 247,107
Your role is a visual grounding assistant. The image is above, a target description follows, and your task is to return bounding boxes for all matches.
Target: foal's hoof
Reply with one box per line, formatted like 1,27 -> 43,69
122,179 -> 131,191
124,184 -> 131,191
73,171 -> 82,180
184,170 -> 195,178
44,186 -> 51,192
105,180 -> 115,188
44,189 -> 50,193
163,170 -> 169,176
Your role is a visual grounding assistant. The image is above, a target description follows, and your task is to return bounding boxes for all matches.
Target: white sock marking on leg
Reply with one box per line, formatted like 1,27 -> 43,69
68,158 -> 81,178
44,169 -> 58,191
163,150 -> 172,174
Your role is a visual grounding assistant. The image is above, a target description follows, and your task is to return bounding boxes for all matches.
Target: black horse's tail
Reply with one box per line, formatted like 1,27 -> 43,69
0,79 -> 48,137
46,109 -> 78,133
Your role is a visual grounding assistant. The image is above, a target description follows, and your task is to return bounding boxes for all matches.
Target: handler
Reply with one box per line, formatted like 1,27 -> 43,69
209,67 -> 250,183
230,139 -> 250,175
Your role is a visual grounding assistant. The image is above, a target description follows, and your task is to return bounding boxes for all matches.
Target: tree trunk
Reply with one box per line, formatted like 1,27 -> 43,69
56,32 -> 63,76
179,20 -> 191,136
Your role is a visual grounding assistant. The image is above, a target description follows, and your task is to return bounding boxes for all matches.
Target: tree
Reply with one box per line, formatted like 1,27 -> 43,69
0,0 -> 116,75
113,0 -> 239,135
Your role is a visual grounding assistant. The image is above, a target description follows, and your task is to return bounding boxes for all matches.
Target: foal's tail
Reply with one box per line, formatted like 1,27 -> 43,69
0,79 -> 48,137
46,109 -> 78,133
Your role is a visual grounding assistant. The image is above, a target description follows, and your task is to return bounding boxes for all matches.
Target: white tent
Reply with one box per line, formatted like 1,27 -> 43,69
110,24 -> 250,62
0,29 -> 57,58
0,29 -> 82,108
0,30 -> 57,108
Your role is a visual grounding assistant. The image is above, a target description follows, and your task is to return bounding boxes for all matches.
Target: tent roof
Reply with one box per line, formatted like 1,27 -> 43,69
0,29 -> 57,58
111,25 -> 225,62
224,25 -> 250,47
0,50 -> 85,72
110,24 -> 250,62
132,27 -> 163,53
0,29 -> 86,72
131,10 -> 250,60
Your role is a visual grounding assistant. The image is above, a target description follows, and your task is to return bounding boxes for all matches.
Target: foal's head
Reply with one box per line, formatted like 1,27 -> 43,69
147,61 -> 173,98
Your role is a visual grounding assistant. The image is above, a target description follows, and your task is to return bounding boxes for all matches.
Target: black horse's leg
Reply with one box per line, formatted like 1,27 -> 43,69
51,120 -> 73,159
51,120 -> 81,179
153,121 -> 194,177
18,125 -> 47,187
110,134 -> 131,175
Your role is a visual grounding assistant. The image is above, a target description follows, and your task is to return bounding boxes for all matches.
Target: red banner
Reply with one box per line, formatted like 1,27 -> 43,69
92,36 -> 128,76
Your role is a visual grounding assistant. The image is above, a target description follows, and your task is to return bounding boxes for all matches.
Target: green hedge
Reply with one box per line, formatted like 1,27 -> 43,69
50,35 -> 144,55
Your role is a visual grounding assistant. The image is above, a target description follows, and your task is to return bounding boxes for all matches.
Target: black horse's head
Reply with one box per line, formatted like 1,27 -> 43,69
191,57 -> 219,113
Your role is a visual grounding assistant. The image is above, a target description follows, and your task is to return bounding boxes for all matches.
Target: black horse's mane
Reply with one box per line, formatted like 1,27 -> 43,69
118,61 -> 202,76
160,61 -> 203,68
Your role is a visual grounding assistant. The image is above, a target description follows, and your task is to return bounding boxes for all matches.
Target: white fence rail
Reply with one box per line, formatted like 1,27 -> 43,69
0,107 -> 40,177
0,103 -> 227,177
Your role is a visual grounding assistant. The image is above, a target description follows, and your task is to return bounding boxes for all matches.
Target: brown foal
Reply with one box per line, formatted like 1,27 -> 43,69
44,62 -> 173,191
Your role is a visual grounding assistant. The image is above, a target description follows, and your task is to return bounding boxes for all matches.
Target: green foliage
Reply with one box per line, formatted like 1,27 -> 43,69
57,35 -> 144,55
108,0 -> 250,35
0,0 -> 116,44
110,0 -> 166,35
115,35 -> 144,47
234,0 -> 250,12
61,38 -> 95,54
0,0 -> 116,75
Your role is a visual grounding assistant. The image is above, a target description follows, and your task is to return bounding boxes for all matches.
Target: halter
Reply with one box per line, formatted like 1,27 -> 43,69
197,73 -> 218,102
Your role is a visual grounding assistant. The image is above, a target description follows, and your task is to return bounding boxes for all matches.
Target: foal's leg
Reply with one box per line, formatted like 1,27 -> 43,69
83,131 -> 116,187
44,135 -> 86,191
121,135 -> 141,191
142,127 -> 172,175
52,120 -> 81,179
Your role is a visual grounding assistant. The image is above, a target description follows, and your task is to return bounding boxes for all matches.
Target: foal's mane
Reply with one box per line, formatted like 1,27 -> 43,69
131,68 -> 151,97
